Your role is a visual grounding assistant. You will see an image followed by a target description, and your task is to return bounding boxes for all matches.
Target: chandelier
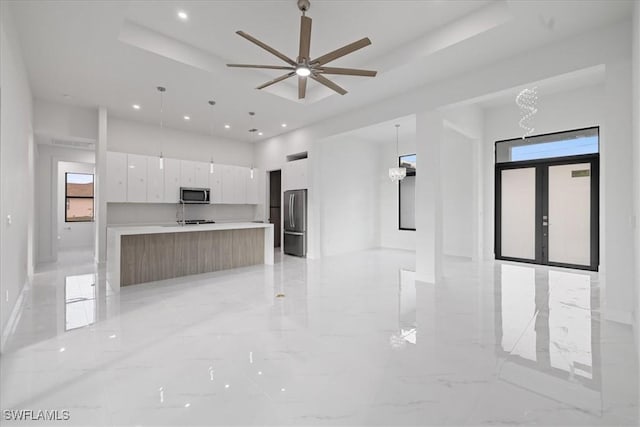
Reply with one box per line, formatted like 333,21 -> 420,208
389,124 -> 406,181
516,87 -> 538,139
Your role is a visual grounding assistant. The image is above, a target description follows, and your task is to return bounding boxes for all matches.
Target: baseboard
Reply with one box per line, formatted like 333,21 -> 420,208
604,308 -> 633,325
0,279 -> 28,353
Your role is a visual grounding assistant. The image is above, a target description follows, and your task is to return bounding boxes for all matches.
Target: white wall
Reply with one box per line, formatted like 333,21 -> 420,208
35,145 -> 95,263
108,117 -> 253,165
316,136 -> 380,257
34,99 -> 98,142
0,2 -> 34,350
632,0 -> 640,351
484,77 -> 636,323
483,85 -> 605,260
57,161 -> 95,250
442,128 -> 474,258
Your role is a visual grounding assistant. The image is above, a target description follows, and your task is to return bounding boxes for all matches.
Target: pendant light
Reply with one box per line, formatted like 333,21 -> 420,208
248,112 -> 257,179
388,124 -> 406,181
208,100 -> 216,173
157,86 -> 166,169
516,87 -> 538,139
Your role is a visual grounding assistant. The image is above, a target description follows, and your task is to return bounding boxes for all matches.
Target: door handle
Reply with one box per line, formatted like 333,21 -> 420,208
291,193 -> 295,229
289,194 -> 294,228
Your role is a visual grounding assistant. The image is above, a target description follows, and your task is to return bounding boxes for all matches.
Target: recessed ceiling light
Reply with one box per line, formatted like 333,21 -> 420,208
132,104 -> 141,110
224,124 -> 231,129
184,115 -> 190,121
177,10 -> 188,21
258,132 -> 263,136
281,123 -> 287,128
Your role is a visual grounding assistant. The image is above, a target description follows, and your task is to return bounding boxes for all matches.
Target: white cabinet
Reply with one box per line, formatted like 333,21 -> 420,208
221,165 -> 235,204
209,164 -> 223,204
163,158 -> 181,203
221,165 -> 247,204
106,151 -> 127,202
147,156 -> 164,203
282,158 -> 308,191
246,168 -> 261,204
194,162 -> 210,188
180,160 -> 196,187
127,154 -> 148,202
106,151 -> 262,205
234,166 -> 248,204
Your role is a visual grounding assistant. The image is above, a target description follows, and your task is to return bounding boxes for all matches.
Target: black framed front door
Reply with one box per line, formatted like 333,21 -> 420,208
495,154 -> 599,271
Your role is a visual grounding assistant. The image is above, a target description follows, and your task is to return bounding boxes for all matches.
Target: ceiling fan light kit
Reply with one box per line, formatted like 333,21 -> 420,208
227,0 -> 377,99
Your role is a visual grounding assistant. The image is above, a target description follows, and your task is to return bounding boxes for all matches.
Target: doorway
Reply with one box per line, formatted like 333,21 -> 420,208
269,170 -> 281,248
494,128 -> 599,271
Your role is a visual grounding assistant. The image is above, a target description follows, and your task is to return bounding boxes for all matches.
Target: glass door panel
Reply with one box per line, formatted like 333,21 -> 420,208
547,163 -> 591,266
500,167 -> 537,260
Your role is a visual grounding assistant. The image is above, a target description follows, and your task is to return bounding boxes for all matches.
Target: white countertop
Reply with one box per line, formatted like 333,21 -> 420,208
107,222 -> 273,236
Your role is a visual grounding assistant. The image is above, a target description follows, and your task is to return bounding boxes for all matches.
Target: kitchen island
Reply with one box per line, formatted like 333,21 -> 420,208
107,222 -> 274,290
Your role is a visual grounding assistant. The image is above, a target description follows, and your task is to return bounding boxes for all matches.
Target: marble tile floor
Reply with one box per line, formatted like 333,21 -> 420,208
0,248 -> 637,426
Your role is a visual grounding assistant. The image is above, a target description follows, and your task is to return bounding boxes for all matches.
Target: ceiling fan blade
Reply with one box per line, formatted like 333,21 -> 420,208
298,76 -> 307,99
227,64 -> 295,70
299,16 -> 312,61
310,74 -> 347,95
318,67 -> 377,77
256,71 -> 296,90
311,37 -> 371,66
236,31 -> 297,66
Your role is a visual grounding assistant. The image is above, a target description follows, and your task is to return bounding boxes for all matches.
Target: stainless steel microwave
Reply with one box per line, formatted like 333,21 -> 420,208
180,187 -> 210,204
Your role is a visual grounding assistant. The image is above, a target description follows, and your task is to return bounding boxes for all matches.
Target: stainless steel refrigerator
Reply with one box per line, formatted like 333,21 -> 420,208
283,189 -> 307,257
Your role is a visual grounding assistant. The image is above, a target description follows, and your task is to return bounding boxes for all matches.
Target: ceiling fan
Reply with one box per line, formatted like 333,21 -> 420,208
227,0 -> 377,99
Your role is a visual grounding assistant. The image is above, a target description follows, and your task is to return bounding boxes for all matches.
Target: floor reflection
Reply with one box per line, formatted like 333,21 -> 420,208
391,269 -> 417,348
64,273 -> 96,330
495,263 -> 601,410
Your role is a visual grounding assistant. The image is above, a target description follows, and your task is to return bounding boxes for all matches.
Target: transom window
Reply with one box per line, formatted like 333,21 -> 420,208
496,127 -> 599,164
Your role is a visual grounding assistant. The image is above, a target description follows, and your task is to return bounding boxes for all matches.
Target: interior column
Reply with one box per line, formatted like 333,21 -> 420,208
95,107 -> 108,264
415,110 -> 444,284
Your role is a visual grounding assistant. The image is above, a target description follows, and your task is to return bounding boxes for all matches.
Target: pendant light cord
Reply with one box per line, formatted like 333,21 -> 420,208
395,124 -> 400,160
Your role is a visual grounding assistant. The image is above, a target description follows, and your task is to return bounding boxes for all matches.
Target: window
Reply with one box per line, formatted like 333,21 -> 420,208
496,127 -> 599,164
65,173 -> 94,222
399,154 -> 416,230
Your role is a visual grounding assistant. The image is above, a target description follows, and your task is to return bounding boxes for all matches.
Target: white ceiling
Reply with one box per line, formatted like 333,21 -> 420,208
9,0 -> 633,143
333,114 -> 417,146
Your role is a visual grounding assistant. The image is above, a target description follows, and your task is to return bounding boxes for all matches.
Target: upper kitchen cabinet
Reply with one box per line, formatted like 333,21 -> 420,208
209,164 -> 223,204
127,154 -> 148,202
163,158 -> 181,203
282,158 -> 308,191
147,155 -> 164,203
221,165 -> 247,204
194,162 -> 209,188
105,151 -> 261,205
246,168 -> 262,204
234,166 -> 248,204
221,164 -> 234,204
180,160 -> 196,187
106,151 -> 127,202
